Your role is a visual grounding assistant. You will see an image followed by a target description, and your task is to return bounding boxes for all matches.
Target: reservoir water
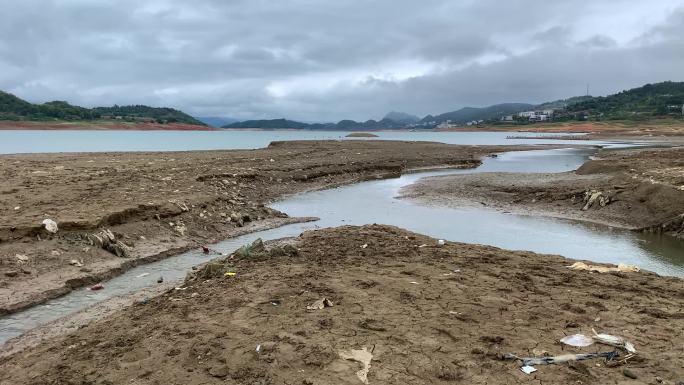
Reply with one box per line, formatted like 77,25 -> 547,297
0,130 -> 600,154
1,145 -> 682,345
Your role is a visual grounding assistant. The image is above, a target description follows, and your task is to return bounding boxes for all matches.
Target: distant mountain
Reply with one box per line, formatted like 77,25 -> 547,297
422,103 -> 534,124
383,111 -> 420,124
223,117 -> 411,130
0,90 -> 205,126
196,116 -> 238,128
224,118 -> 315,129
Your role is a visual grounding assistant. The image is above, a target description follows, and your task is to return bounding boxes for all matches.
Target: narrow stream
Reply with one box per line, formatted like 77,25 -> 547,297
1,145 -> 683,344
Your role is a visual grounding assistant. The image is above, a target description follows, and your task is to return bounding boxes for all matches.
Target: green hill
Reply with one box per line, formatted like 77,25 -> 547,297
0,91 -> 205,125
422,103 -> 534,124
565,81 -> 684,120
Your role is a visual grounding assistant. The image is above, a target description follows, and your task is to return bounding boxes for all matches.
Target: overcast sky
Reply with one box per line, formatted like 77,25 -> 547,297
1,0 -> 683,121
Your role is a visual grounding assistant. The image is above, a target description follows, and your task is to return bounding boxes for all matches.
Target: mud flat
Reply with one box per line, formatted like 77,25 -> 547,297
0,140 -> 532,314
1,224 -> 682,384
402,146 -> 684,238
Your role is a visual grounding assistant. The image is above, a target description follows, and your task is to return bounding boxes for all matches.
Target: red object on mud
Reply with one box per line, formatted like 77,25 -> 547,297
89,283 -> 104,291
202,246 -> 210,254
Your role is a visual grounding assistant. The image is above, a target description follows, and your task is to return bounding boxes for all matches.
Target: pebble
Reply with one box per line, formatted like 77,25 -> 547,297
622,368 -> 638,379
208,365 -> 229,378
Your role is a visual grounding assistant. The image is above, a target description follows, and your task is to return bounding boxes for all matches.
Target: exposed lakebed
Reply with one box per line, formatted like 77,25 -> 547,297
1,144 -> 682,345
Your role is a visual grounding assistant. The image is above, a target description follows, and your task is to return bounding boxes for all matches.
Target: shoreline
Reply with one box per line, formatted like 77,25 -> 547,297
400,146 -> 684,239
1,141 -> 532,316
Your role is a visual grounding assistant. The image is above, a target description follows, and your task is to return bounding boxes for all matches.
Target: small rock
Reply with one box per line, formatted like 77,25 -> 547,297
15,254 -> 29,263
157,276 -> 164,283
4,271 -> 19,277
42,219 -> 58,233
208,365 -> 229,378
260,341 -> 277,352
622,368 -> 638,379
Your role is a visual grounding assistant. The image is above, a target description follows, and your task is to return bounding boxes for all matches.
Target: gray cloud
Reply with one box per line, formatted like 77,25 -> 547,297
1,0 -> 683,121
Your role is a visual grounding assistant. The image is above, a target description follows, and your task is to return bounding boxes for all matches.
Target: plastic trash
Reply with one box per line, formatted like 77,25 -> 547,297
560,334 -> 595,348
520,365 -> 537,374
224,271 -> 237,277
339,347 -> 373,385
592,329 -> 637,354
568,261 -> 639,273
437,239 -> 445,246
505,351 -> 619,366
307,298 -> 333,310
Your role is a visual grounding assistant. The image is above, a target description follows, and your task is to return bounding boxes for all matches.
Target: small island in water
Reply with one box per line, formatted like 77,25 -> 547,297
345,132 -> 379,138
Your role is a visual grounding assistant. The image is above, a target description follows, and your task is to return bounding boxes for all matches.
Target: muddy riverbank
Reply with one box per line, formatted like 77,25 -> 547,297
1,224 -> 682,384
402,146 -> 684,238
0,140 -> 533,314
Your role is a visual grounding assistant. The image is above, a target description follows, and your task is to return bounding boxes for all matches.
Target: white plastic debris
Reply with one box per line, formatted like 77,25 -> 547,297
42,219 -> 58,233
520,365 -> 537,374
339,347 -> 373,384
360,244 -> 368,249
592,329 -> 637,354
307,298 -> 334,310
568,261 -> 639,273
437,239 -> 445,246
15,254 -> 29,263
560,334 -> 595,348
68,259 -> 84,267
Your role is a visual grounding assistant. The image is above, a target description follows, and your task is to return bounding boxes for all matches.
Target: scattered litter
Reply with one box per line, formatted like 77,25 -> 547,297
339,347 -> 373,384
560,334 -> 595,348
174,287 -> 187,290
592,329 -> 637,354
68,259 -> 84,267
136,273 -> 150,278
224,271 -> 237,277
256,344 -> 262,353
437,239 -> 445,246
89,283 -> 104,291
42,219 -> 58,233
520,365 -> 537,374
558,330 -> 636,353
504,351 -> 619,367
15,254 -> 29,263
202,245 -> 210,254
568,261 -> 639,273
13,206 -> 20,210
360,244 -> 368,249
307,298 -> 333,310
409,281 -> 419,285
418,244 -> 428,248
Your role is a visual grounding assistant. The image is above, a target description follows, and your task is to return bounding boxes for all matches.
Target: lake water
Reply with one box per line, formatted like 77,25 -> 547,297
1,146 -> 682,344
0,130 -> 604,154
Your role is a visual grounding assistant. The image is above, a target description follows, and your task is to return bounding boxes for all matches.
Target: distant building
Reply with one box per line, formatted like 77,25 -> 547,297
501,115 -> 514,121
518,109 -> 554,122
